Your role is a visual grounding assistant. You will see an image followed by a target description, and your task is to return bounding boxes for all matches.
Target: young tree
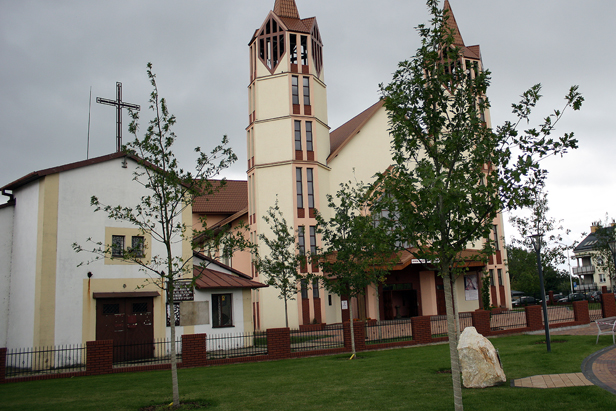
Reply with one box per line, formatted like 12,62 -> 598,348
376,1 -> 583,409
74,63 -> 237,408
254,200 -> 303,328
314,182 -> 396,357
506,244 -> 570,298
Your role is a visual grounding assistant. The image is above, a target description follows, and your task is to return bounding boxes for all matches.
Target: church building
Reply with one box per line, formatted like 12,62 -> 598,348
235,0 -> 512,329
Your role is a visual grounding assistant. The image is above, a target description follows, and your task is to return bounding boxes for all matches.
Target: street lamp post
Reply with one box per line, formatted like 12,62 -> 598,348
530,233 -> 551,353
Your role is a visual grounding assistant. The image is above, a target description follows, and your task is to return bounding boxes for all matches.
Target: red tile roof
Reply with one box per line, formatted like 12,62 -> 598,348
194,265 -> 267,290
273,0 -> 300,19
192,180 -> 248,214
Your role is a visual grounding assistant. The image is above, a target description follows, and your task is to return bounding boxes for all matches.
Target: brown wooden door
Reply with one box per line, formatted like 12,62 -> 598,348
96,297 -> 154,362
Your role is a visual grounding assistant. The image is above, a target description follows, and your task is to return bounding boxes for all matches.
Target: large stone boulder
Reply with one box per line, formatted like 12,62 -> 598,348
457,326 -> 506,388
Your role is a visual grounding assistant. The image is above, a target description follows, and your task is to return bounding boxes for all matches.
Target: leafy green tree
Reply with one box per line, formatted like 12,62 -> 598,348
74,63 -> 237,408
376,1 -> 582,409
254,200 -> 303,328
506,245 -> 570,298
314,182 -> 396,357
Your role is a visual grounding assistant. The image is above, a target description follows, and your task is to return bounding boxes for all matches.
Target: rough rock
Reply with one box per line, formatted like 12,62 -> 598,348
457,326 -> 506,388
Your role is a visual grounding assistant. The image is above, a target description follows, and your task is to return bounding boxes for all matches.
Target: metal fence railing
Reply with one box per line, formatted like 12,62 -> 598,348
5,344 -> 86,379
589,302 -> 603,321
112,338 -> 182,368
490,310 -> 527,331
430,312 -> 472,337
365,319 -> 413,345
544,305 -> 575,325
289,324 -> 344,352
207,332 -> 268,359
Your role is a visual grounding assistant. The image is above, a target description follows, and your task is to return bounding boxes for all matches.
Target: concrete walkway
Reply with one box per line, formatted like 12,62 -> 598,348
511,323 -> 616,394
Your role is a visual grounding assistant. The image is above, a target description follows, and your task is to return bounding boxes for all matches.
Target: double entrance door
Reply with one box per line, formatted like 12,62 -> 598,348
95,297 -> 154,362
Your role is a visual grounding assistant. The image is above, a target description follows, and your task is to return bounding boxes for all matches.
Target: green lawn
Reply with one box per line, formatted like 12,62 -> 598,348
1,334 -> 614,410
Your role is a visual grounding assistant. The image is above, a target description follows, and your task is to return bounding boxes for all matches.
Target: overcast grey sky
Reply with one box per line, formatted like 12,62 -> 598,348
1,0 -> 614,248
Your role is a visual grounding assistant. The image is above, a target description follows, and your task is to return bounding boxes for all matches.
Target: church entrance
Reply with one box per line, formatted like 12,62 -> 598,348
95,297 -> 154,362
382,284 -> 418,320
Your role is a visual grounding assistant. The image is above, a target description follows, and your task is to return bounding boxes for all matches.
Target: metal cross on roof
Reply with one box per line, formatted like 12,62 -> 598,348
96,82 -> 140,153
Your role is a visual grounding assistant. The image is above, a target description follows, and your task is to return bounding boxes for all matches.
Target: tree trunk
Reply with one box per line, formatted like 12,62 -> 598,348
284,297 -> 289,329
451,275 -> 461,338
443,269 -> 463,411
349,299 -> 356,357
375,284 -> 383,341
168,282 -> 180,408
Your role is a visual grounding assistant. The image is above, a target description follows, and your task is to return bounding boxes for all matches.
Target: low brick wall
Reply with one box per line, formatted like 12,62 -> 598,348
3,297 -> 613,384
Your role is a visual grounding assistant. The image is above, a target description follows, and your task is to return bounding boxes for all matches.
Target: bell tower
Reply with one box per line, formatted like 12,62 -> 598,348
247,0 -> 330,329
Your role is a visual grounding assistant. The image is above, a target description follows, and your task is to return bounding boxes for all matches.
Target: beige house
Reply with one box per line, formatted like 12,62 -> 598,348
573,224 -> 616,293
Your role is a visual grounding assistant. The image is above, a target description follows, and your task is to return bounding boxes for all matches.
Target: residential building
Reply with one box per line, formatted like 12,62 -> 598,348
573,223 -> 616,292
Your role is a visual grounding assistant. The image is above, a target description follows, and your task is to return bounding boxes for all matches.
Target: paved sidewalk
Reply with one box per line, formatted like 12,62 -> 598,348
511,323 -> 616,394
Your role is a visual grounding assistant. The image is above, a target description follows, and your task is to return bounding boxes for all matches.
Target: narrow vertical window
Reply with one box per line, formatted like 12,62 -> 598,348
306,121 -> 313,151
298,226 -> 306,254
307,168 -> 314,209
309,226 -> 316,255
290,34 -> 297,65
301,280 -> 309,299
212,294 -> 233,327
294,120 -> 302,151
296,167 -> 303,208
493,225 -> 499,250
489,269 -> 495,286
292,76 -> 299,105
300,36 -> 308,65
303,77 -> 310,106
497,269 -> 503,286
312,278 -> 319,298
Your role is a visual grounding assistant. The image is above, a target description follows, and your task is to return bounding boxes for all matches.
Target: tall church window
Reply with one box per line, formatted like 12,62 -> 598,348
298,226 -> 306,254
306,121 -> 313,151
307,168 -> 315,209
303,77 -> 310,106
296,167 -> 303,208
300,36 -> 308,66
294,121 -> 302,151
292,76 -> 299,105
258,17 -> 285,73
290,34 -> 297,65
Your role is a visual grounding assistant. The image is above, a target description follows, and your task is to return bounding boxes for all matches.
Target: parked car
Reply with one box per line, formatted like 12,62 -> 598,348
588,291 -> 602,302
557,293 -> 586,303
512,296 -> 538,307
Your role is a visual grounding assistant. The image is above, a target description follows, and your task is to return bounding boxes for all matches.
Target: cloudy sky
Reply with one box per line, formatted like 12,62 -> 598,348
1,0 -> 614,251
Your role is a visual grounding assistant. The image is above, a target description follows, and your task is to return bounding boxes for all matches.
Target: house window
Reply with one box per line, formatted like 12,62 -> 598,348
294,120 -> 302,151
306,121 -> 313,151
292,76 -> 299,105
599,273 -> 606,283
131,236 -> 145,258
307,168 -> 315,209
212,294 -> 233,327
303,77 -> 310,106
296,168 -> 303,208
112,235 -> 125,257
328,295 -> 332,306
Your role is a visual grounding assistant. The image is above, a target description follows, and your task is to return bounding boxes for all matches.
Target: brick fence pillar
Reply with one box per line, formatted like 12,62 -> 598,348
0,347 -> 6,384
182,333 -> 207,368
525,305 -> 543,331
548,291 -> 554,305
573,300 -> 591,324
343,321 -> 366,352
267,328 -> 291,360
601,293 -> 616,318
472,310 -> 491,336
86,340 -> 113,376
411,316 -> 432,344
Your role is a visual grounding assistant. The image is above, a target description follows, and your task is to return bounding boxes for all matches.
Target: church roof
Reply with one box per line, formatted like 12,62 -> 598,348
273,0 -> 300,19
328,100 -> 384,163
444,0 -> 481,60
192,180 -> 247,214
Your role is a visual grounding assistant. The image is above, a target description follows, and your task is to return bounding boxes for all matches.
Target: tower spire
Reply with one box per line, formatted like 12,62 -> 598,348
273,0 -> 300,19
443,0 -> 465,46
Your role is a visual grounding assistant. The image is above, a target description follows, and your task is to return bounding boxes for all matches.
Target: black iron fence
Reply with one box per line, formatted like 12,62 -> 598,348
589,303 -> 603,321
5,344 -> 86,379
490,310 -> 527,331
365,319 -> 413,345
289,324 -> 344,352
113,338 -> 181,368
544,305 -> 575,325
430,312 -> 472,337
207,332 -> 268,359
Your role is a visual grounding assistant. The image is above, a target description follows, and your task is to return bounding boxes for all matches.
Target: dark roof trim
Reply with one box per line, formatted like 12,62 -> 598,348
193,251 -> 253,280
93,291 -> 160,299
